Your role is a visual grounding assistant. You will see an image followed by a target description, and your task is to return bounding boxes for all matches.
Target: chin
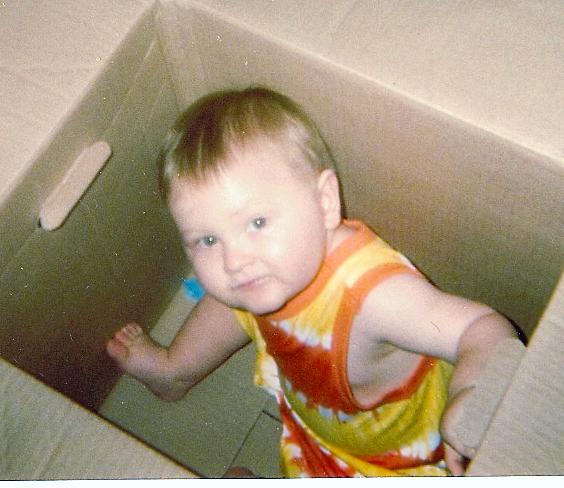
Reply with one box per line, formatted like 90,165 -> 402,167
206,291 -> 279,315
243,301 -> 284,316
239,295 -> 289,316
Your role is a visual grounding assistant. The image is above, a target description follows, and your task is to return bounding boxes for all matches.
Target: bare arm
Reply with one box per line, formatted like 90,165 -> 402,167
361,273 -> 517,400
107,294 -> 251,401
359,273 -> 515,364
358,272 -> 517,473
162,294 -> 251,395
440,309 -> 517,474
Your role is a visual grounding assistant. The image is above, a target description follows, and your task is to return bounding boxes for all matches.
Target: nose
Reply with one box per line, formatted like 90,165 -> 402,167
223,238 -> 254,273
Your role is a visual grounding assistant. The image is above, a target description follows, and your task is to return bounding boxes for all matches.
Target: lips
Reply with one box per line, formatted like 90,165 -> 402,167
231,275 -> 271,290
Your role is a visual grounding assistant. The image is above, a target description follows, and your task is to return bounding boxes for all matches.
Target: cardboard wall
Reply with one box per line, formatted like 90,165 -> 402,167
0,2 -> 187,410
1,358 -> 196,479
467,273 -> 564,475
1,0 -> 562,474
157,1 -> 563,338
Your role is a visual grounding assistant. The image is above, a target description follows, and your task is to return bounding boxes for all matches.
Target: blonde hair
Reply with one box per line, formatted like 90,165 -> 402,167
157,86 -> 336,200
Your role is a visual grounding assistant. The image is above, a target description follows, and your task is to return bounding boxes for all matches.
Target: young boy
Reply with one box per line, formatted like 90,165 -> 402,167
107,87 -> 517,477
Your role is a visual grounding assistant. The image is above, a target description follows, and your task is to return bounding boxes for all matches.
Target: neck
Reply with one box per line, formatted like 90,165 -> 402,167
326,220 -> 354,254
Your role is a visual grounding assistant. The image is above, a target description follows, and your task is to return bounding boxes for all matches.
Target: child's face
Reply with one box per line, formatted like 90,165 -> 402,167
169,143 -> 336,315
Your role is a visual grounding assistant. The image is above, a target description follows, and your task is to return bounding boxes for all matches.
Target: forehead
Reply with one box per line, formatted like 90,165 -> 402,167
168,143 -> 317,227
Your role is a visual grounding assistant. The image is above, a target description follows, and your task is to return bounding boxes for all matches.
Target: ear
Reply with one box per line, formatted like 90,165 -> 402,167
317,169 -> 342,231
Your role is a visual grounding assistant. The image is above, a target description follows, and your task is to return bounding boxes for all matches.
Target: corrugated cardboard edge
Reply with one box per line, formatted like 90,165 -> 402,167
455,337 -> 526,451
467,271 -> 564,475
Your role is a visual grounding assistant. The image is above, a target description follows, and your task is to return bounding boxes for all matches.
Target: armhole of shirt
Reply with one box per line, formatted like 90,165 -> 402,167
332,263 -> 428,411
232,308 -> 257,341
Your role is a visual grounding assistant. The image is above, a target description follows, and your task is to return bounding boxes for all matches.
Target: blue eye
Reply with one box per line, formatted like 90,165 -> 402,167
199,236 -> 217,248
250,217 -> 267,230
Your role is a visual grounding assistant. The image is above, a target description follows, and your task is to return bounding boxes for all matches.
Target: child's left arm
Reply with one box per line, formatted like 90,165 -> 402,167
439,309 -> 518,475
358,272 -> 518,474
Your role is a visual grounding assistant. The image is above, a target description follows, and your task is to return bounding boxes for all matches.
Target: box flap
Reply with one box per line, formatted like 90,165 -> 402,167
0,359 -> 195,479
468,273 -> 564,475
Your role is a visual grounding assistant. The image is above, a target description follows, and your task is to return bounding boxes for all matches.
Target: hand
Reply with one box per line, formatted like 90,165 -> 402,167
443,443 -> 470,476
440,387 -> 476,476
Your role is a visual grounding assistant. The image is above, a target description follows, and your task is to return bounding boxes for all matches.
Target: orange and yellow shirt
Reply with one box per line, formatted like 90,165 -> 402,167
234,220 -> 453,477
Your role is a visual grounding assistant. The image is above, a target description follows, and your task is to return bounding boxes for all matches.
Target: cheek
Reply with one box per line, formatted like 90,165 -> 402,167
261,231 -> 301,267
272,229 -> 325,278
190,254 -> 221,288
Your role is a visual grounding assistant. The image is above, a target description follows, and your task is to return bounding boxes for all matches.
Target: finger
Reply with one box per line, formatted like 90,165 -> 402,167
444,443 -> 467,476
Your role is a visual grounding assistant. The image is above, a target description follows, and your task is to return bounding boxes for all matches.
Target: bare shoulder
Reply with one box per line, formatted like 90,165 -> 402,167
355,272 -> 493,362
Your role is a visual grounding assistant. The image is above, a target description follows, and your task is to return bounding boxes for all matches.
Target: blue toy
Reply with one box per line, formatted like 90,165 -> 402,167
182,276 -> 206,302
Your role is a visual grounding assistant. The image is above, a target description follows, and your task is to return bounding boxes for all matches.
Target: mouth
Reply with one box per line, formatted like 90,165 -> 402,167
231,275 -> 272,291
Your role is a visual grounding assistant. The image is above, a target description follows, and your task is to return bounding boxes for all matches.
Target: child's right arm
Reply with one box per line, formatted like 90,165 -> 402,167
158,294 -> 251,399
107,294 -> 250,401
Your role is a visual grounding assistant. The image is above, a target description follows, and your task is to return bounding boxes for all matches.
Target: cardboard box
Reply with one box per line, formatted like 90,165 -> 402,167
0,357 -> 196,479
1,0 -> 562,477
0,0 -> 187,409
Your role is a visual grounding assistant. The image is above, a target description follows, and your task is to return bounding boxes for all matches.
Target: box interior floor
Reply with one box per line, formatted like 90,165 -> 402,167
1,0 -> 562,478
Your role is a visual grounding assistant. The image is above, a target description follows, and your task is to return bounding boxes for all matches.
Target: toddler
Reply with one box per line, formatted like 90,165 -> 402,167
107,87 -> 517,477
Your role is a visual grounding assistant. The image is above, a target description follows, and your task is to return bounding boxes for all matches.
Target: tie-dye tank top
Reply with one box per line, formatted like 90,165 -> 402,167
234,220 -> 453,477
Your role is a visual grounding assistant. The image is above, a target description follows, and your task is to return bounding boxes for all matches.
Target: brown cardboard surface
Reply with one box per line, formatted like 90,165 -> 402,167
39,141 -> 113,231
0,196 -> 116,408
232,412 -> 283,478
182,0 -> 564,162
101,344 -> 269,478
0,0 -> 152,202
1,0 -> 562,477
0,0 -> 155,271
100,290 -> 273,478
0,36 -> 186,409
1,358 -> 196,480
467,274 -> 564,475
456,338 -> 526,451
